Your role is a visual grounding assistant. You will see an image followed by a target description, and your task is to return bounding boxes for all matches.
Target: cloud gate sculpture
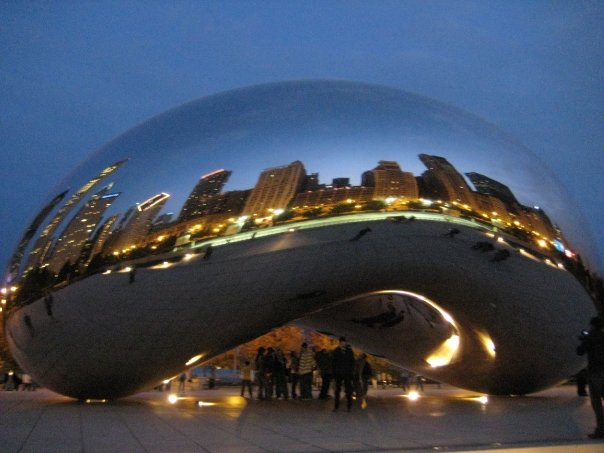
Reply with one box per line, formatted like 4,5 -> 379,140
2,80 -> 599,400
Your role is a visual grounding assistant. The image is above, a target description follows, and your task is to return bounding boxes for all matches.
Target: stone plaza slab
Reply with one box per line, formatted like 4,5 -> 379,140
1,383 -> 603,453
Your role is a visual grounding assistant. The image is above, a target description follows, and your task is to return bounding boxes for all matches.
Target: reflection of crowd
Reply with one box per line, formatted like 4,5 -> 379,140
248,337 -> 375,411
0,372 -> 36,391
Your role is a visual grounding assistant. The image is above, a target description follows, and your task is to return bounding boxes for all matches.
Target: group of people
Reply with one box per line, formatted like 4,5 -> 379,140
0,372 -> 35,391
242,337 -> 373,411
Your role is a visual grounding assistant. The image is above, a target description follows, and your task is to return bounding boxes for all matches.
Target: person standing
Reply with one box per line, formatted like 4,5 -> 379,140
178,372 -> 187,394
298,342 -> 316,400
315,348 -> 332,400
274,348 -> 289,399
254,347 -> 267,400
332,337 -> 355,412
240,360 -> 253,398
263,347 -> 276,400
577,316 -> 604,439
289,351 -> 300,399
356,353 -> 373,403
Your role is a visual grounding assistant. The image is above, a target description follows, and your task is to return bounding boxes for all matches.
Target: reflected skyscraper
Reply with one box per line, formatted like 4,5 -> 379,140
243,161 -> 306,217
23,159 -> 127,273
465,172 -> 520,210
110,193 -> 170,253
5,189 -> 68,282
179,169 -> 232,222
419,154 -> 475,208
362,160 -> 419,200
47,187 -> 120,273
86,214 -> 120,267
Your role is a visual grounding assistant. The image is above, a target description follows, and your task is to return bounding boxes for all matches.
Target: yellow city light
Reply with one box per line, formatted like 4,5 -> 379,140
406,391 -> 420,401
198,400 -> 217,407
185,354 -> 204,366
426,335 -> 460,367
476,331 -> 497,358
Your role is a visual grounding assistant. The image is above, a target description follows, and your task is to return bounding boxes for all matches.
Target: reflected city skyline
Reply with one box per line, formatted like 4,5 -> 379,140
5,149 -> 585,301
6,80 -> 599,283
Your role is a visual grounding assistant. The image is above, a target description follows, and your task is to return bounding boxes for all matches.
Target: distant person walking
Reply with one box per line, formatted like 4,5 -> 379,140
178,373 -> 187,394
415,374 -> 425,392
577,316 -> 604,439
350,227 -> 372,242
43,291 -> 54,317
332,337 -> 355,412
354,353 -> 373,406
203,244 -> 213,260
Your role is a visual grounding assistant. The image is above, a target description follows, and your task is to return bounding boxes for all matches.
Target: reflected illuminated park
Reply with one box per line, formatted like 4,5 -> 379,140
1,81 -> 601,399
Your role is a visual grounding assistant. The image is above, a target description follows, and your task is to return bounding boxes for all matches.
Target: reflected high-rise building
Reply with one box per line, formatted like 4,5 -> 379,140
465,172 -> 520,210
419,154 -> 475,208
362,160 -> 419,200
204,190 -> 250,216
332,177 -> 350,188
303,173 -> 320,191
24,159 -> 127,273
47,187 -> 120,273
86,214 -> 120,266
5,189 -> 68,282
179,169 -> 232,222
151,213 -> 174,231
110,193 -> 170,253
243,161 -> 306,216
517,205 -> 557,240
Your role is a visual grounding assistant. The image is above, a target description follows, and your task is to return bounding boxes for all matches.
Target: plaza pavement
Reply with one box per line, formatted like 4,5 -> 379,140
1,382 -> 603,453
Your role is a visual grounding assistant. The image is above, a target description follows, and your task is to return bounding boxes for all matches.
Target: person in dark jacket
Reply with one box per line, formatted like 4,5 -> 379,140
332,336 -> 355,411
288,351 -> 300,399
254,347 -> 266,400
273,348 -> 289,400
577,316 -> 604,439
315,348 -> 332,400
263,347 -> 276,400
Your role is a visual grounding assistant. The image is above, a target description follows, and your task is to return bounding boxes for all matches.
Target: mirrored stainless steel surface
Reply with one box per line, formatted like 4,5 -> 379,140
2,80 -> 599,399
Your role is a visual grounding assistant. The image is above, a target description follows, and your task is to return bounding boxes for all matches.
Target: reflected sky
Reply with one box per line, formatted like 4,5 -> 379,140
70,82 -> 559,211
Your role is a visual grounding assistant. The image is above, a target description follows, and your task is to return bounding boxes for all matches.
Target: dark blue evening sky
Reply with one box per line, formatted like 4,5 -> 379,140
1,1 -> 603,271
